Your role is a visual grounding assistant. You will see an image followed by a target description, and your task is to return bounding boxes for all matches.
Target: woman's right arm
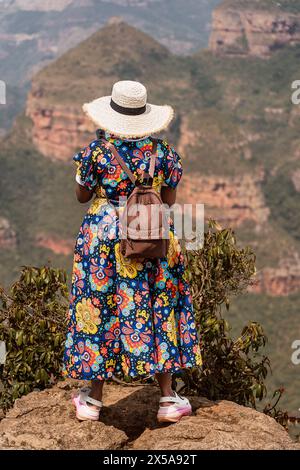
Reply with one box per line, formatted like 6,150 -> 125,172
75,183 -> 94,203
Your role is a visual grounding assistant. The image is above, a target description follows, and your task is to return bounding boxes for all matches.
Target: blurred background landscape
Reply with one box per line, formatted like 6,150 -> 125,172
1,0 -> 300,413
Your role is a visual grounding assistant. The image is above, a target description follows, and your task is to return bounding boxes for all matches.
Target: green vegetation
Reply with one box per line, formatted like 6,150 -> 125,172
184,45 -> 300,176
32,22 -> 174,106
227,292 -> 300,413
264,163 -> 300,241
0,266 -> 68,410
31,20 -> 300,182
183,222 -> 298,420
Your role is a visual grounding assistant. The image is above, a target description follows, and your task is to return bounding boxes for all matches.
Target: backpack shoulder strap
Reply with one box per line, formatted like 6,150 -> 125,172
148,139 -> 158,179
101,138 -> 137,185
142,139 -> 158,184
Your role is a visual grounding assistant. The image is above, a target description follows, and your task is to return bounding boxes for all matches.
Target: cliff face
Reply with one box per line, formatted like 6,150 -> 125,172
0,0 -> 218,133
26,90 -> 94,161
178,171 -> 269,228
209,4 -> 300,57
250,256 -> 300,296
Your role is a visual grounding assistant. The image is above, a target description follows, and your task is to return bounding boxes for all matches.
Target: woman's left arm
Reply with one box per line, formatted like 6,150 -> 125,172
73,141 -> 101,202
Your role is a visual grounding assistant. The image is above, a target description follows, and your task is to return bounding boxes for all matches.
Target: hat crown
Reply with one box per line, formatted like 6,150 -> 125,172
111,80 -> 147,109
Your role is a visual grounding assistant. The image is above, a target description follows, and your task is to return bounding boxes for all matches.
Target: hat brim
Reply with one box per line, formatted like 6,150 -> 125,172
82,96 -> 174,138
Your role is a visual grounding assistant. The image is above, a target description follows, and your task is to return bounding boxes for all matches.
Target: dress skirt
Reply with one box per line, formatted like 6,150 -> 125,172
63,198 -> 202,381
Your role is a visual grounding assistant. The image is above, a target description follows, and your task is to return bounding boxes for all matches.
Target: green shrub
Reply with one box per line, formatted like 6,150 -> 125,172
177,221 -> 271,410
0,266 -> 68,410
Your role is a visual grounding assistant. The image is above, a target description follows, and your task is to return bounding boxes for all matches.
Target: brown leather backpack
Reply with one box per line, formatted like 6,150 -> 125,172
102,138 -> 169,260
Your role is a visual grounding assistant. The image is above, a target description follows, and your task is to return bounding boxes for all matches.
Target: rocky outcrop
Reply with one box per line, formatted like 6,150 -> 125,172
133,397 -> 298,451
26,90 -> 95,160
250,256 -> 300,296
35,233 -> 74,256
178,171 -> 269,227
0,217 -> 17,250
209,3 -> 300,57
0,379 -> 298,450
0,381 -> 128,450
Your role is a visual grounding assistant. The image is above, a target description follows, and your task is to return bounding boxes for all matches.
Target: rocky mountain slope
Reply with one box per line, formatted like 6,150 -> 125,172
0,0 -> 216,85
0,0 -> 220,131
0,379 -> 298,450
209,0 -> 300,57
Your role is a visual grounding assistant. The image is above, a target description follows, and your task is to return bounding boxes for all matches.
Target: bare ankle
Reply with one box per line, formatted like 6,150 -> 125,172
89,380 -> 104,402
161,389 -> 175,397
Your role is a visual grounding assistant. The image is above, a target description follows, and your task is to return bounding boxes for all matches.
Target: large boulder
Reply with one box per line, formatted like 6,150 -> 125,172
133,397 -> 299,450
0,380 -> 128,450
0,380 -> 298,450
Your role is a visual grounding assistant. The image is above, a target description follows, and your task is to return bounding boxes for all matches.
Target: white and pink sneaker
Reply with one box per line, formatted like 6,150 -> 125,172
157,392 -> 192,423
72,387 -> 103,421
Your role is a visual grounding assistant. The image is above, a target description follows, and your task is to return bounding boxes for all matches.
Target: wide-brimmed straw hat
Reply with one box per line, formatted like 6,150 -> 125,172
82,80 -> 174,139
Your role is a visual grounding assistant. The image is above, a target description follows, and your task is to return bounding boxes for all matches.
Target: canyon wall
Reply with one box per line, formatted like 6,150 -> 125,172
251,258 -> 300,297
209,4 -> 300,57
26,84 -> 270,229
178,171 -> 269,228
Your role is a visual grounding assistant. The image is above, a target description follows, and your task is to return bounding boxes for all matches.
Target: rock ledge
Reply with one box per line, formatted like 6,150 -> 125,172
0,380 -> 298,450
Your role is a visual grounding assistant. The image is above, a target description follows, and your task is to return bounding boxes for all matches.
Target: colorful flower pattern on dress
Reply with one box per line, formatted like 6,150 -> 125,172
63,133 -> 202,381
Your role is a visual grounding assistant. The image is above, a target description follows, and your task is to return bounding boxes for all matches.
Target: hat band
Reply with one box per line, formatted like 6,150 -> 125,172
110,99 -> 146,116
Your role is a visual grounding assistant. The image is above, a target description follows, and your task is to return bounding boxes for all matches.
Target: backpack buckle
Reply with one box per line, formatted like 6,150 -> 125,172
142,173 -> 153,187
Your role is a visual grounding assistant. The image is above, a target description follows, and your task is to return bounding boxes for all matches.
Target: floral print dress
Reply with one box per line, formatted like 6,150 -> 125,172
63,132 -> 202,381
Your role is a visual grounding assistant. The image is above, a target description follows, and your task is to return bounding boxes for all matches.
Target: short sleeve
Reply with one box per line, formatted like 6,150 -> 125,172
162,142 -> 183,189
73,142 -> 99,191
